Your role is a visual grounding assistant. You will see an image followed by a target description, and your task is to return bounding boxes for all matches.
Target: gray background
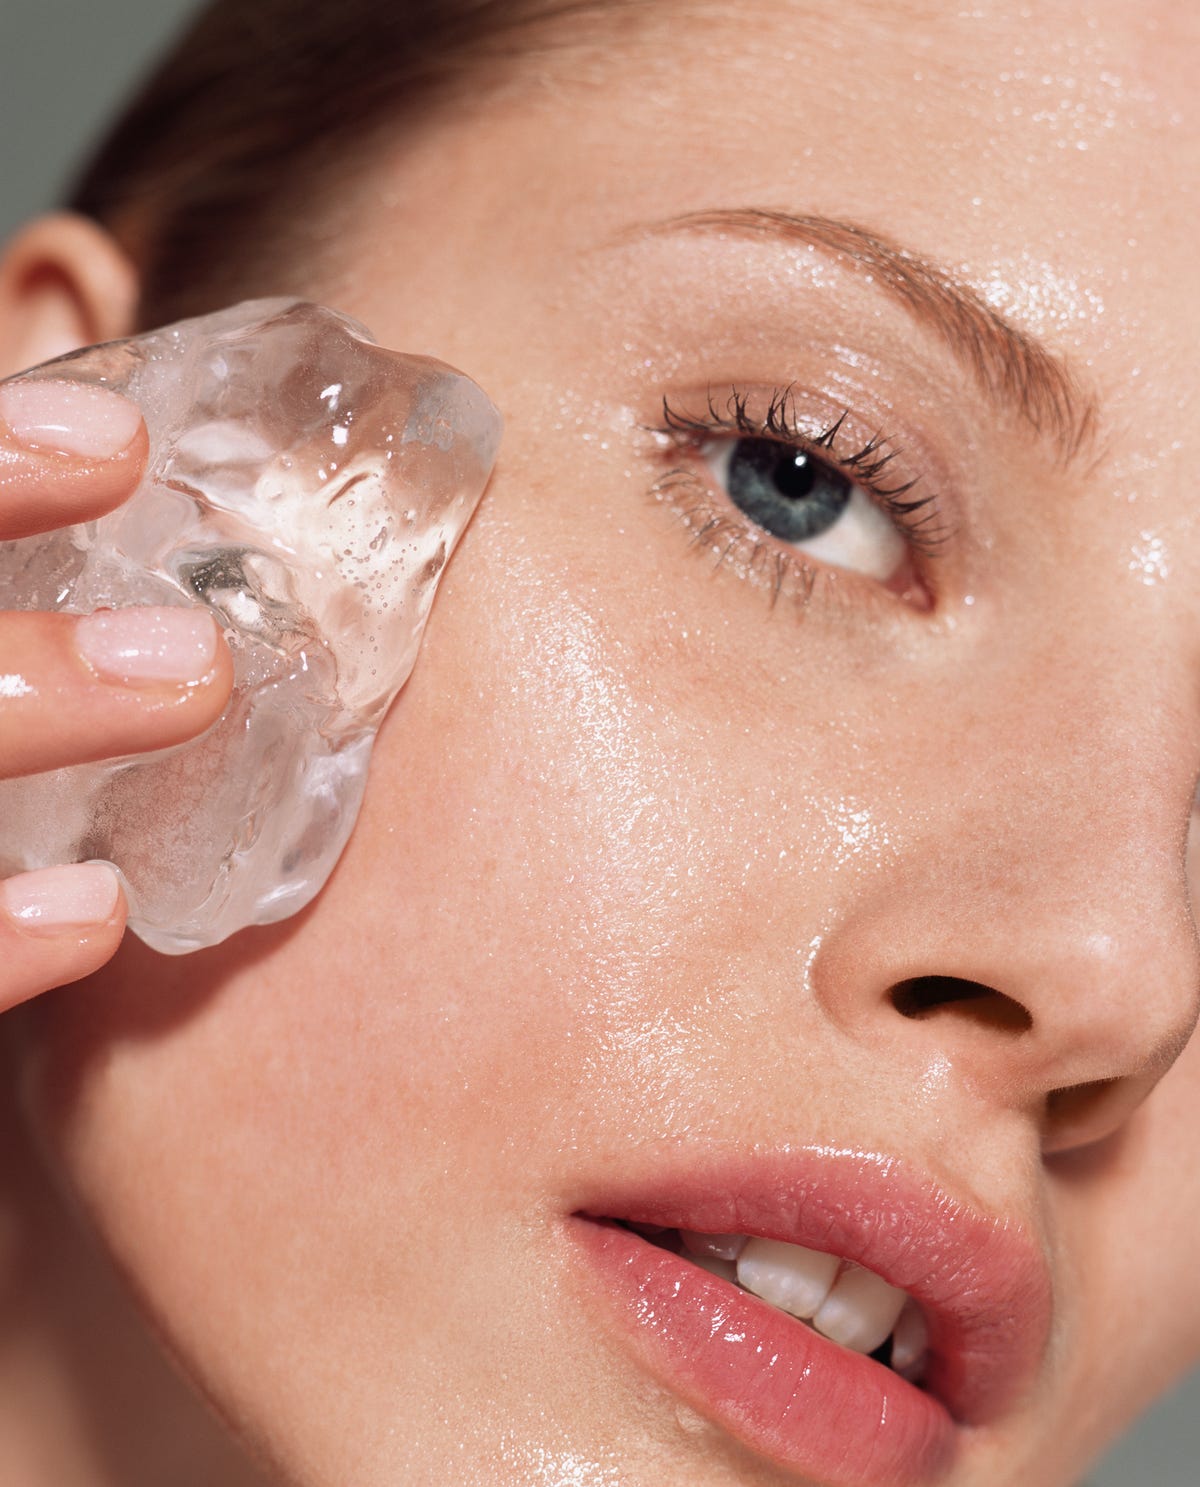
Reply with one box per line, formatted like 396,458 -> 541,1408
0,1 -> 1196,1483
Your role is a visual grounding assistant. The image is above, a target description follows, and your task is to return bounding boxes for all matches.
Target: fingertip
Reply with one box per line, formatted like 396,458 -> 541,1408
1,861 -> 122,934
0,862 -> 128,1010
0,434 -> 149,542
0,381 -> 143,462
74,606 -> 223,689
0,610 -> 236,778
208,620 -> 236,710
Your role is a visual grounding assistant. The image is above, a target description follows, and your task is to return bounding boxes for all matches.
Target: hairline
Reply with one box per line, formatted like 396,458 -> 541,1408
67,0 -> 639,328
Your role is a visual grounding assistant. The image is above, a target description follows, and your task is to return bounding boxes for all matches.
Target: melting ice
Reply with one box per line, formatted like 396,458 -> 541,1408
0,300 -> 501,953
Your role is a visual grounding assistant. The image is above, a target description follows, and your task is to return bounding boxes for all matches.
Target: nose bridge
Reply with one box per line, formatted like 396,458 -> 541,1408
814,644 -> 1200,1145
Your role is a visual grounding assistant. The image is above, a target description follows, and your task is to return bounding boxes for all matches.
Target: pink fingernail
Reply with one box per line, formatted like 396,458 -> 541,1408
2,863 -> 120,933
75,607 -> 219,686
0,379 -> 142,458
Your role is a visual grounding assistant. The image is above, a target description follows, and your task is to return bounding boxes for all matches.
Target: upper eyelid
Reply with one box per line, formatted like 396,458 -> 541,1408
618,209 -> 1103,469
655,385 -> 895,472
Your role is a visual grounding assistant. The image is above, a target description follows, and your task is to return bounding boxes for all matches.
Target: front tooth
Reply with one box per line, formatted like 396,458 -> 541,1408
889,1297 -> 929,1377
681,1230 -> 747,1262
812,1263 -> 909,1355
735,1237 -> 841,1320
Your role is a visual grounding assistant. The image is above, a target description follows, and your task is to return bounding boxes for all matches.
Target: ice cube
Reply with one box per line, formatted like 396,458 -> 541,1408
0,299 -> 501,954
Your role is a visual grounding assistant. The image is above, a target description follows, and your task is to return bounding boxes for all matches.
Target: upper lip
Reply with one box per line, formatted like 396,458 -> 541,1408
576,1142 -> 1052,1425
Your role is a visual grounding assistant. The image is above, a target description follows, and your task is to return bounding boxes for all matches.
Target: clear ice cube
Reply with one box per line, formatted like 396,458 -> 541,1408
0,299 -> 501,954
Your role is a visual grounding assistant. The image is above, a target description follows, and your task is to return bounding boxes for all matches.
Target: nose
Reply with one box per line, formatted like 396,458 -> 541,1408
809,681 -> 1200,1155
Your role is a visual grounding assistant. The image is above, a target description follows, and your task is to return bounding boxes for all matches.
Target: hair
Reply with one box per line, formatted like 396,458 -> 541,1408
67,0 -> 618,327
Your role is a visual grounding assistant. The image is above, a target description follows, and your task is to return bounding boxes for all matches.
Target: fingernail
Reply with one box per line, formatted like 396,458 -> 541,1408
75,606 -> 219,685
2,863 -> 120,933
0,379 -> 142,458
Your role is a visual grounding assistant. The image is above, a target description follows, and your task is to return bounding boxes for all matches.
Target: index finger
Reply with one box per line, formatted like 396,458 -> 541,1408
0,379 -> 148,540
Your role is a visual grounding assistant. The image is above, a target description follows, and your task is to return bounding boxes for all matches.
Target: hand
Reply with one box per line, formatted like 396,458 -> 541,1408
0,376 -> 233,1009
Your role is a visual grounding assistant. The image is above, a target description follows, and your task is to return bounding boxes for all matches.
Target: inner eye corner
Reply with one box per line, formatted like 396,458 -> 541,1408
888,976 -> 1034,1034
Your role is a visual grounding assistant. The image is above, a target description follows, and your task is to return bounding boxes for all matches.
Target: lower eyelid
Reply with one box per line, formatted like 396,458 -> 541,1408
649,466 -> 824,612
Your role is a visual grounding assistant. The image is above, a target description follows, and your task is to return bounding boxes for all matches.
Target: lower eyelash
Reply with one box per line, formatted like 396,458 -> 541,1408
649,465 -> 824,613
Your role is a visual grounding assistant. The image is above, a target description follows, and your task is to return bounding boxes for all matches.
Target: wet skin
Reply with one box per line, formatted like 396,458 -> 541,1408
4,1 -> 1200,1484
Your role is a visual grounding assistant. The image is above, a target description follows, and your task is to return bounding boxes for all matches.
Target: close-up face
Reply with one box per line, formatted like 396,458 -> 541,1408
7,1 -> 1200,1484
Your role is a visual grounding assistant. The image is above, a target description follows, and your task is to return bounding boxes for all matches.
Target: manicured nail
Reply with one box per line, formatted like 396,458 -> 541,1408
0,379 -> 142,458
75,606 -> 219,686
2,863 -> 120,934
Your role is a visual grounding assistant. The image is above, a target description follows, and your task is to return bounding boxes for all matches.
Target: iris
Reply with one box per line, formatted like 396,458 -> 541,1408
725,437 -> 852,543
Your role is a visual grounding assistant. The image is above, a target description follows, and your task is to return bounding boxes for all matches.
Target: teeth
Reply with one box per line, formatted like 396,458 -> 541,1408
735,1236 -> 841,1320
811,1262 -> 909,1356
723,1234 -> 924,1370
680,1230 -> 747,1262
890,1297 -> 930,1378
636,1224 -> 927,1376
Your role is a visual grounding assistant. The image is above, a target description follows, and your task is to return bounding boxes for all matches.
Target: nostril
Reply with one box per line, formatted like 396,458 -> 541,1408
889,976 -> 1033,1034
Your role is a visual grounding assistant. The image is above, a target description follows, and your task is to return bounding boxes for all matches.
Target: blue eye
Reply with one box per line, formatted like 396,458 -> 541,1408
720,437 -> 852,542
702,435 -> 907,584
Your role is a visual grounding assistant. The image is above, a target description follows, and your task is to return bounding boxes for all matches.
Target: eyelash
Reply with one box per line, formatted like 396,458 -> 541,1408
649,386 -> 948,608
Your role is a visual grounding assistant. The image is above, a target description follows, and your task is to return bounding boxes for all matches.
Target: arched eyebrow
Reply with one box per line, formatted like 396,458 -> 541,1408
625,208 -> 1102,468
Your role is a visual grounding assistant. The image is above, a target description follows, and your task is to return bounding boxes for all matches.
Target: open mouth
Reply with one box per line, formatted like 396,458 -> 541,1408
568,1148 -> 1052,1487
616,1221 -> 929,1381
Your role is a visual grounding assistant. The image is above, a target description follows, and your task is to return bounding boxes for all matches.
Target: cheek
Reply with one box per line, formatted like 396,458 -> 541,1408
9,466 -> 905,1456
14,450 -> 910,1181
1,494 -> 703,1392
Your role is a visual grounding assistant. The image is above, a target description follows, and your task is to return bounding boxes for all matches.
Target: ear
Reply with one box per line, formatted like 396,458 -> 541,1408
0,212 -> 139,378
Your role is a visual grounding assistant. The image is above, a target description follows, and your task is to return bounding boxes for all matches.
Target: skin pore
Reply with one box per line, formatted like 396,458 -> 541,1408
1,0 -> 1199,1484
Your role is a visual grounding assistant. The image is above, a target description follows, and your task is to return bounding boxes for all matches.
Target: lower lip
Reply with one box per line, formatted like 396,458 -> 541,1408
573,1219 -> 956,1487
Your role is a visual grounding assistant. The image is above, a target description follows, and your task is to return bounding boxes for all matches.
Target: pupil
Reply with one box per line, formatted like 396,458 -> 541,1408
774,450 -> 819,501
726,436 -> 852,544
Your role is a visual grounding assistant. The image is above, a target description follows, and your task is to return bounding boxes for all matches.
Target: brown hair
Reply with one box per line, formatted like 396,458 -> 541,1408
68,0 -> 615,326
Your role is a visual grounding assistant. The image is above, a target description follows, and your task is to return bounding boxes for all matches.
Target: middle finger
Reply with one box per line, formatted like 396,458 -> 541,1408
0,607 -> 232,777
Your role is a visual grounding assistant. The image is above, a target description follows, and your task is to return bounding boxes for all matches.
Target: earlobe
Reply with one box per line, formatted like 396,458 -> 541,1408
0,212 -> 139,379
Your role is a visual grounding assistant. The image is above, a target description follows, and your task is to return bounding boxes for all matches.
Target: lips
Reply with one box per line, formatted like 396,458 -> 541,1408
569,1145 -> 1051,1487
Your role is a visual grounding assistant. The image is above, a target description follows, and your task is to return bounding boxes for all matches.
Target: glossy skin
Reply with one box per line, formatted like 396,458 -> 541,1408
1,1 -> 1199,1483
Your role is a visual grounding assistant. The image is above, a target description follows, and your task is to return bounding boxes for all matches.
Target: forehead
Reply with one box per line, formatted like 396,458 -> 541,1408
582,0 -> 1197,137
530,0 -> 1196,290
381,0 -> 1194,487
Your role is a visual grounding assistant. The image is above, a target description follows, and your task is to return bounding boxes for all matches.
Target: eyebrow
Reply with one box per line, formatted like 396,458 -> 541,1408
631,208 -> 1101,466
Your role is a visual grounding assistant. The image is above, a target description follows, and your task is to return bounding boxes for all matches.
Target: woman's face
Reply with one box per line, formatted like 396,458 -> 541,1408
13,1 -> 1200,1483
